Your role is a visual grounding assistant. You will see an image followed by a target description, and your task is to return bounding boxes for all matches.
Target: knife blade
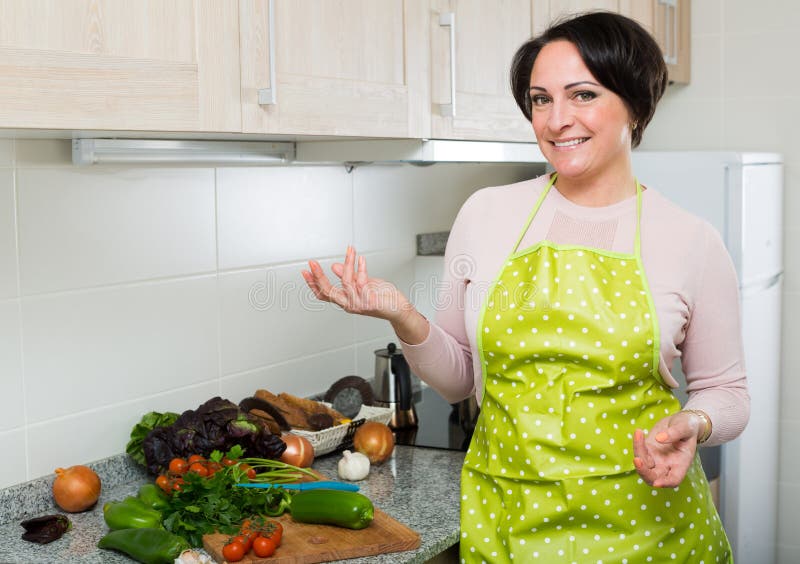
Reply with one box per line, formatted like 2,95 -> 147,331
235,480 -> 359,492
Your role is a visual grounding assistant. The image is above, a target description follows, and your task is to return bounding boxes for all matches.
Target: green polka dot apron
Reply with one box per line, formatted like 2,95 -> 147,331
460,175 -> 732,563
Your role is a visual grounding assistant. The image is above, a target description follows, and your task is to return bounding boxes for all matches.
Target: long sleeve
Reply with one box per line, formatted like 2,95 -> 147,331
679,225 -> 750,446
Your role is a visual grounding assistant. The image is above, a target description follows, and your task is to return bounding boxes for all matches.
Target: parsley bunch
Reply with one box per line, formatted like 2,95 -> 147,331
160,446 -> 306,547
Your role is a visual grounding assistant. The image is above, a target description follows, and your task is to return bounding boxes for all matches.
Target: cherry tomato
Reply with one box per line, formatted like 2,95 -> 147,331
222,540 -> 245,562
188,462 -> 209,477
222,456 -> 237,467
206,461 -> 222,476
262,520 -> 283,546
231,534 -> 252,552
171,477 -> 185,491
239,517 -> 254,532
239,463 -> 257,479
187,454 -> 205,464
155,475 -> 170,493
252,536 -> 277,558
168,458 -> 188,475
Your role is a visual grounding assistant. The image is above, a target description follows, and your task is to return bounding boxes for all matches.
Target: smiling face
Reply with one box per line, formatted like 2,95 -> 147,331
529,40 -> 634,190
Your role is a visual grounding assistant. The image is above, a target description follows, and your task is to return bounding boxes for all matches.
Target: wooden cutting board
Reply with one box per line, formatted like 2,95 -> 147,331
203,507 -> 420,563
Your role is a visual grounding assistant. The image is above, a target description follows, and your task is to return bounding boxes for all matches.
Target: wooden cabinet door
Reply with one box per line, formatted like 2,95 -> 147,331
430,0 -> 537,142
652,0 -> 690,84
240,0 -> 428,138
0,0 -> 241,132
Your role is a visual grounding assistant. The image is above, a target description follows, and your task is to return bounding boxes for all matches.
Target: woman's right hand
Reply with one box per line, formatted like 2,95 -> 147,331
301,246 -> 411,324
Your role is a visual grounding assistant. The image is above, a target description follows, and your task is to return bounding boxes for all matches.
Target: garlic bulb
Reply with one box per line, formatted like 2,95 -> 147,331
337,449 -> 371,481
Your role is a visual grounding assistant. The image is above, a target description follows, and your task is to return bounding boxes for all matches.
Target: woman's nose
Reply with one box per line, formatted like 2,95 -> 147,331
547,100 -> 574,131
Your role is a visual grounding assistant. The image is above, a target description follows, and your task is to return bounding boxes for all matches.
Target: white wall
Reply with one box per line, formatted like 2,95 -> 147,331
0,138 -> 538,487
638,1 -> 800,562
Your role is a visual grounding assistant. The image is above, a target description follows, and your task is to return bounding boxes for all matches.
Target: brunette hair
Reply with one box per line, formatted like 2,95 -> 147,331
510,11 -> 667,148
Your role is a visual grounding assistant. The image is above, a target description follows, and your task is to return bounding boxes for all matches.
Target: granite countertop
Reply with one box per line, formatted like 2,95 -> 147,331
0,445 -> 465,564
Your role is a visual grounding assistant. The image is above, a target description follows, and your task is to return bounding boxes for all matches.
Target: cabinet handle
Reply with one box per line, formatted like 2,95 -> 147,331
439,12 -> 456,118
258,0 -> 277,105
659,0 -> 678,65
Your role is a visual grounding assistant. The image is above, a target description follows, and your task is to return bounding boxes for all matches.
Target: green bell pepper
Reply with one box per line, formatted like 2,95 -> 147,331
103,496 -> 162,531
136,483 -> 170,511
98,527 -> 188,564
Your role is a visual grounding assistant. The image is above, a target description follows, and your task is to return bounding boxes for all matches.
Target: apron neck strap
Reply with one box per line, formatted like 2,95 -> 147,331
634,179 -> 643,257
512,174 -> 644,257
512,173 -> 557,254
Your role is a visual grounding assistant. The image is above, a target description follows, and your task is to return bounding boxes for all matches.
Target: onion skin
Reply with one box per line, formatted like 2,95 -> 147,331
279,434 -> 315,468
353,422 -> 395,464
52,465 -> 101,513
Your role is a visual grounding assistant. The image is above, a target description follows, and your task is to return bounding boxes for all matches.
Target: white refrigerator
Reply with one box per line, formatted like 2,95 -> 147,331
632,151 -> 784,564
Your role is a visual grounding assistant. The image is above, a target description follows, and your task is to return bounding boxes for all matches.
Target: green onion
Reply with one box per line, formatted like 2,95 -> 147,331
239,458 -> 319,484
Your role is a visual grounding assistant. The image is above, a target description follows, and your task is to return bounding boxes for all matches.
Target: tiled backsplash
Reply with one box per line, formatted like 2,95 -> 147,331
0,139 -> 540,487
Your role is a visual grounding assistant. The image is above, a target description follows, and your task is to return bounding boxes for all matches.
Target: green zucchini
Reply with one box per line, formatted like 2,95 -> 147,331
289,489 -> 374,529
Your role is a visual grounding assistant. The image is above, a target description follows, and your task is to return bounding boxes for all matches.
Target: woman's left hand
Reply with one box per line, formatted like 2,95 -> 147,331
632,411 -> 704,488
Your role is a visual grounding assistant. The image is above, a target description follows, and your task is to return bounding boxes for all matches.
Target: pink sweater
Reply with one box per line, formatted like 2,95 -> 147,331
402,174 -> 749,447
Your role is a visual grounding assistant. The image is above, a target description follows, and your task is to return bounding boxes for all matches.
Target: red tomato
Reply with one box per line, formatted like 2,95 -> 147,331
188,462 -> 209,477
187,454 -> 205,464
222,541 -> 245,562
171,477 -> 185,491
263,520 -> 283,546
239,463 -> 257,479
252,536 -> 277,558
168,458 -> 188,475
231,534 -> 252,552
155,475 -> 170,493
222,456 -> 237,467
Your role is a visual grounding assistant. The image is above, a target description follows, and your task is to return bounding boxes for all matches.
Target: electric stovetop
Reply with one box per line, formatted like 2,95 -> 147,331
392,385 -> 477,452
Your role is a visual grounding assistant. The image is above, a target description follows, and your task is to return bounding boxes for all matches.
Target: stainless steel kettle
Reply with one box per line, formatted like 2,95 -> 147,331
373,343 -> 418,429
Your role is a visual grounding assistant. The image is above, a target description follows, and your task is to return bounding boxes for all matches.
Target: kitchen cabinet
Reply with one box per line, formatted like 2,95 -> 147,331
651,0 -> 690,84
532,1 -> 691,85
429,0 -> 537,142
0,0 -> 241,132
239,0 -> 429,138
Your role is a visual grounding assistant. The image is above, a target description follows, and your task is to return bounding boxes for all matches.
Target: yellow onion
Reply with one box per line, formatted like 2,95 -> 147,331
353,421 -> 395,464
52,465 -> 101,512
280,433 -> 315,468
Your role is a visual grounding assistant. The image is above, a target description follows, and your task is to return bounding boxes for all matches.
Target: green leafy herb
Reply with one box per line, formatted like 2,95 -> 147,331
160,447 -> 306,547
126,412 -> 179,466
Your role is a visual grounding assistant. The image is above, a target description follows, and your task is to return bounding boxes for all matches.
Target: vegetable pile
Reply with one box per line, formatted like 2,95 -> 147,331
133,397 -> 287,475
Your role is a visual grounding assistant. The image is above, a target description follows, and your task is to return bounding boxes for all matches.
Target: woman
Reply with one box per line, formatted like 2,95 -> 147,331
302,12 -> 747,562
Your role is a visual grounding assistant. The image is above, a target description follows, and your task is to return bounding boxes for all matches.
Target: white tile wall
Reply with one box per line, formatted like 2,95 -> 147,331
0,300 -> 24,432
0,151 -> 539,487
640,2 -> 800,561
0,430 -> 27,489
723,0 -> 800,33
22,276 -> 219,423
217,167 -> 352,269
220,347 -> 357,403
218,260 -> 355,376
17,167 -> 217,295
0,170 -> 17,299
27,381 -> 221,479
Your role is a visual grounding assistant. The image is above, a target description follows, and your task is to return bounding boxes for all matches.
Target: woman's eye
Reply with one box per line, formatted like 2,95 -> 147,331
574,91 -> 597,102
530,94 -> 550,106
